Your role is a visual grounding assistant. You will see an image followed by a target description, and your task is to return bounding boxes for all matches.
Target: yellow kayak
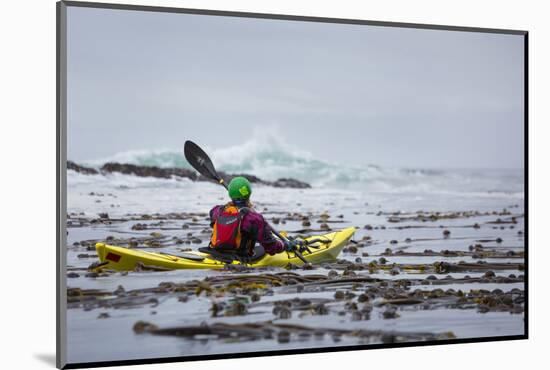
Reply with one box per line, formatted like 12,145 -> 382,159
94,227 -> 356,271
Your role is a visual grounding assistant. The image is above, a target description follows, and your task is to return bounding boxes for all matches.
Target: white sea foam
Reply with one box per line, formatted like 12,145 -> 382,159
74,129 -> 524,196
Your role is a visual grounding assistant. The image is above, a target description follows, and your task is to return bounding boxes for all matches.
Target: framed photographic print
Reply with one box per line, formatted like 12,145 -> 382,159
57,1 -> 527,368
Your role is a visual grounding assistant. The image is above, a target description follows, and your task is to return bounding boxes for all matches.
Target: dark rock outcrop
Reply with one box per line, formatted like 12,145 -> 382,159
68,161 -> 311,189
67,161 -> 99,175
100,162 -> 198,180
271,178 -> 311,189
218,173 -> 311,189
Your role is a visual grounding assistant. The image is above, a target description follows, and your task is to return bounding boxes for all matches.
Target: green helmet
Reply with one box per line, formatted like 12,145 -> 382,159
228,176 -> 252,200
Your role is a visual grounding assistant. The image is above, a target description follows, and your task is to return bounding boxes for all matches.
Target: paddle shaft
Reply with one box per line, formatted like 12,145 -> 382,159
218,179 -> 289,241
218,179 -> 309,264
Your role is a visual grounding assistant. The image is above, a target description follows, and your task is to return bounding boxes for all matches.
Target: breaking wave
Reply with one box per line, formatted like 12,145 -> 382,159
80,130 -> 524,196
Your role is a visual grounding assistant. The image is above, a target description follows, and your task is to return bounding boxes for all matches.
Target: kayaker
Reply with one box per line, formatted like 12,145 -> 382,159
208,176 -> 294,257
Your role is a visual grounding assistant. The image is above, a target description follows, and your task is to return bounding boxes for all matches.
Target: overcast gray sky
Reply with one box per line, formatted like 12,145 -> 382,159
67,6 -> 524,169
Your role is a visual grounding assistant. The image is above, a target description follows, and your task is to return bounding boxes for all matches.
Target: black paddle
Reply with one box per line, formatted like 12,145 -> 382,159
184,140 -> 227,188
184,140 -> 311,266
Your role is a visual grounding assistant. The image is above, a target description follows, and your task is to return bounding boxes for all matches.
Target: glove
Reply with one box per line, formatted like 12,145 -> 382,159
298,243 -> 309,253
284,239 -> 300,252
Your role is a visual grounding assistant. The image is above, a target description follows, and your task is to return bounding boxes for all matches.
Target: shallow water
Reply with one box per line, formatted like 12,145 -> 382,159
65,171 -> 525,364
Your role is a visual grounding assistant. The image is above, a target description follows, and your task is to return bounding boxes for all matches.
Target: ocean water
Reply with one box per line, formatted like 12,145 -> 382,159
82,131 -> 524,192
65,138 -> 525,364
71,130 -> 524,215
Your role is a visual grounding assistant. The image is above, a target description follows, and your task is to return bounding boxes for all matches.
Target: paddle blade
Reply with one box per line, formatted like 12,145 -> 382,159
184,140 -> 221,183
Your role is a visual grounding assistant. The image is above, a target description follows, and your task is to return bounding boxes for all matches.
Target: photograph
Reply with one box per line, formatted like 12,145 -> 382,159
60,2 -> 526,367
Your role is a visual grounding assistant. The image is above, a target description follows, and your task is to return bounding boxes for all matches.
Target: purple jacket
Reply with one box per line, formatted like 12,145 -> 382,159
209,205 -> 285,255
